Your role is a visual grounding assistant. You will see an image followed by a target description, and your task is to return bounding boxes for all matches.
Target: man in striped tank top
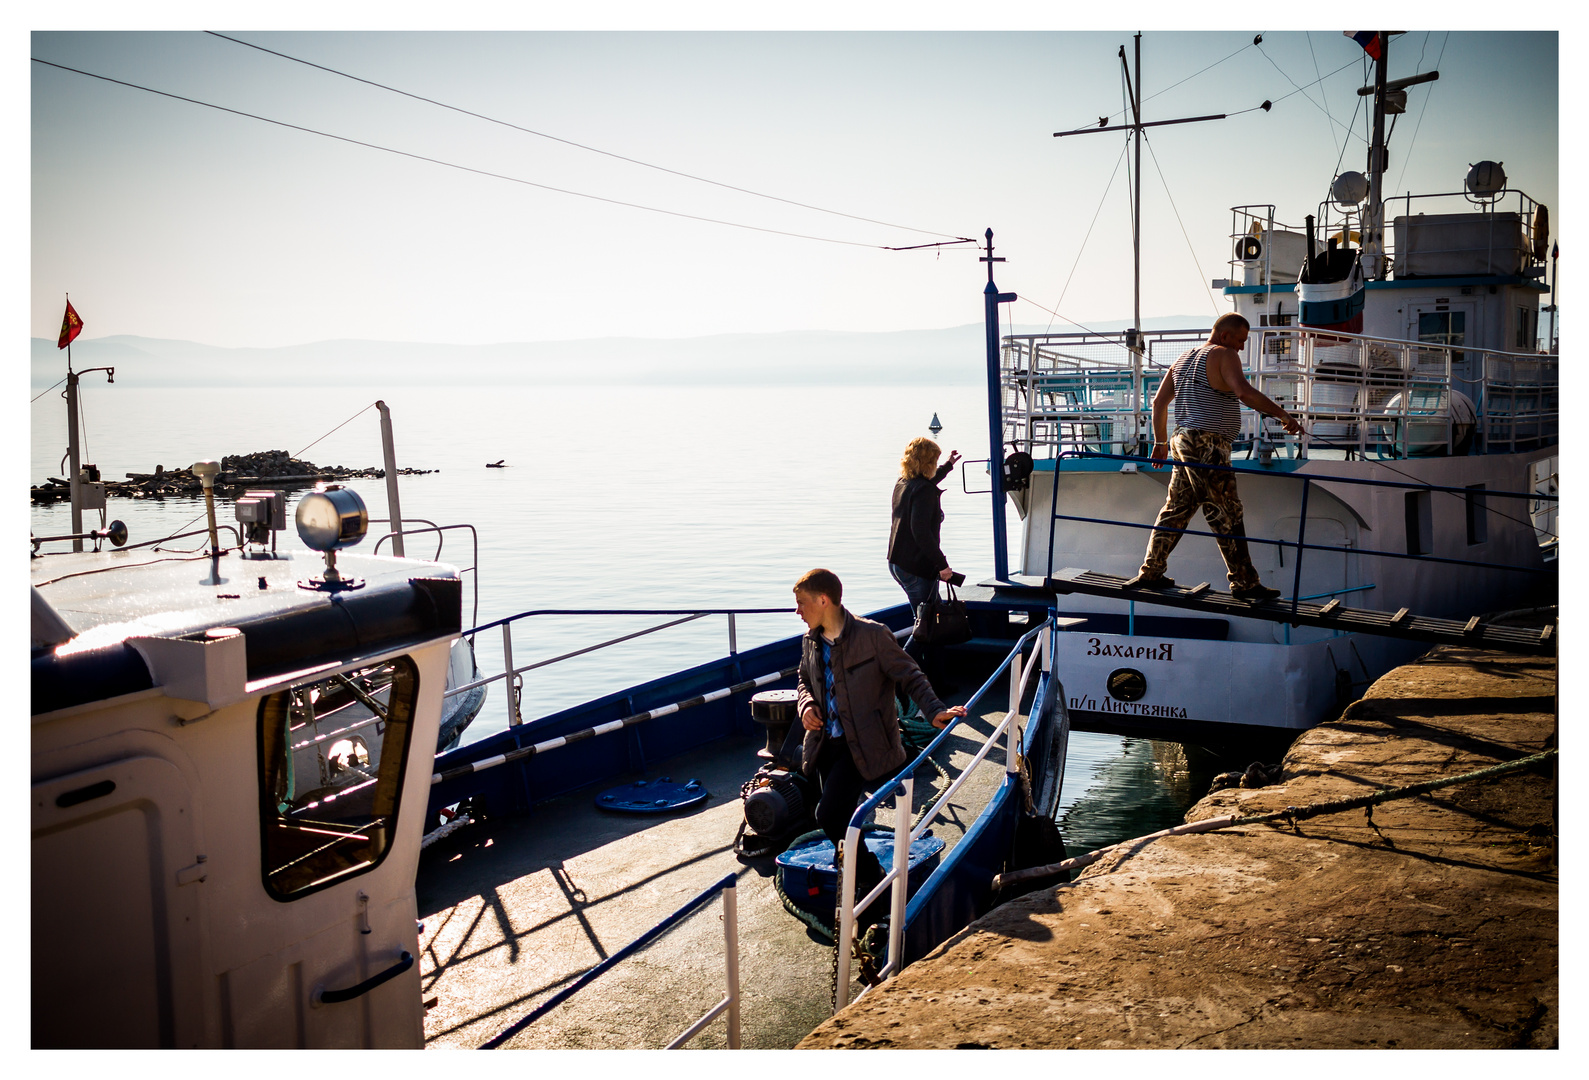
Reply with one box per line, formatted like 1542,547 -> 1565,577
1125,313 -> 1304,601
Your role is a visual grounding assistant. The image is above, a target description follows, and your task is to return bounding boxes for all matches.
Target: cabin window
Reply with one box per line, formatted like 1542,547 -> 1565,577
1417,311 -> 1466,348
1260,312 -> 1293,356
1466,484 -> 1489,545
257,656 -> 420,901
1404,490 -> 1434,556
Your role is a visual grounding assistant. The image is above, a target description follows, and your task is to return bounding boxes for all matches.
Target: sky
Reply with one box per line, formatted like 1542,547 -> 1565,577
25,14 -> 1563,350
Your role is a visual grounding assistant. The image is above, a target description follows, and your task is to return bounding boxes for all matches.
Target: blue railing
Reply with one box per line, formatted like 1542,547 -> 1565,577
1044,450 -> 1557,619
441,606 -> 792,723
833,620 -> 1051,1008
481,873 -> 741,1049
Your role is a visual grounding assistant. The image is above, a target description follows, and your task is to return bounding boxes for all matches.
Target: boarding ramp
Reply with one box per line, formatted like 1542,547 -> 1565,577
1022,567 -> 1555,657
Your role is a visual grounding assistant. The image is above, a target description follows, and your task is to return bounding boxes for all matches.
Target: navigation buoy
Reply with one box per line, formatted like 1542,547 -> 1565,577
928,412 -> 942,435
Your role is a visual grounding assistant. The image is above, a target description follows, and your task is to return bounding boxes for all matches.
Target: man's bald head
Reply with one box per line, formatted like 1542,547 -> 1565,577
1211,313 -> 1250,348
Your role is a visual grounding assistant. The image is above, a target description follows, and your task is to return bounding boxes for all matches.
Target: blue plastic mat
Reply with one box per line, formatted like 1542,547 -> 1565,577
775,828 -> 945,919
594,776 -> 708,814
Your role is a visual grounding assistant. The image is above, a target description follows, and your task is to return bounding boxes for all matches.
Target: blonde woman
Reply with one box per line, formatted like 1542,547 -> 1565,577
887,437 -> 960,689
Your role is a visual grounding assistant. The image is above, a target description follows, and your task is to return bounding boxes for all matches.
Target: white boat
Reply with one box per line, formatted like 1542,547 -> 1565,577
995,35 -> 1557,741
31,515 -> 463,1047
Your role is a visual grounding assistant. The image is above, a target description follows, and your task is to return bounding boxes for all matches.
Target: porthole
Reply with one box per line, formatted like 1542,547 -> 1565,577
1107,668 -> 1147,702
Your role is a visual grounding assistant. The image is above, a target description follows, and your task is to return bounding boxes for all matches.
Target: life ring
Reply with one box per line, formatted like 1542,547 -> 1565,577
1236,236 -> 1263,261
1533,204 -> 1549,261
1329,230 -> 1361,248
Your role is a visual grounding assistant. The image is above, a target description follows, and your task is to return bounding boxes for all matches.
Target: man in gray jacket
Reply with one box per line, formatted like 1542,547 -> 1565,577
793,568 -> 966,898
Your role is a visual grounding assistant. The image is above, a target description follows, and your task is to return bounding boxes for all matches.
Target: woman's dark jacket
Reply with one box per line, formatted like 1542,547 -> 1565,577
887,463 -> 952,578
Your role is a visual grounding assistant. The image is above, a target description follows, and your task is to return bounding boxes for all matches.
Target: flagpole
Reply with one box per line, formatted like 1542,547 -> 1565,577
65,299 -> 83,550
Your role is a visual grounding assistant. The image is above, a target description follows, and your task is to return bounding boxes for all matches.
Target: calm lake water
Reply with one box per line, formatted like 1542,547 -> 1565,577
31,381 -> 1224,851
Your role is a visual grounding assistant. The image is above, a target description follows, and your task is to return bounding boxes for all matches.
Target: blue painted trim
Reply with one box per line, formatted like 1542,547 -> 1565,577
1035,455 -> 1309,474
1224,274 -> 1546,296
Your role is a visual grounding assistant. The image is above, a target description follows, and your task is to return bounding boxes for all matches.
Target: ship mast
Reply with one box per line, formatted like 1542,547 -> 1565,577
1054,33 -> 1231,355
1364,32 -> 1390,280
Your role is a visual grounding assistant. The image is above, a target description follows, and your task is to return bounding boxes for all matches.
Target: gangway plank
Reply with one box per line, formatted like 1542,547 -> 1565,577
1005,568 -> 1555,657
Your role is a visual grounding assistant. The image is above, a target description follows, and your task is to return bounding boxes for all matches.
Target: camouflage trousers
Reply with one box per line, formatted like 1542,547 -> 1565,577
1137,428 -> 1262,589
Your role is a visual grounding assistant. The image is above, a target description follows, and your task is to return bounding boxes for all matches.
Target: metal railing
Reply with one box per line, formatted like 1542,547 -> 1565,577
1000,328 -> 1206,458
1000,327 -> 1557,463
439,606 -> 790,727
1227,189 -> 1548,286
832,622 -> 1050,1010
1041,450 -> 1557,620
481,873 -> 741,1049
372,519 -> 480,628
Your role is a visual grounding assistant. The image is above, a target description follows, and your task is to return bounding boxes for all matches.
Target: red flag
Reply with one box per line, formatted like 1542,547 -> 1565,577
57,300 -> 83,349
1344,31 -> 1382,61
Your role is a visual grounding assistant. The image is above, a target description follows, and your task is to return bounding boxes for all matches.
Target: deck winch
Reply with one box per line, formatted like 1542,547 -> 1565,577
735,690 -> 818,858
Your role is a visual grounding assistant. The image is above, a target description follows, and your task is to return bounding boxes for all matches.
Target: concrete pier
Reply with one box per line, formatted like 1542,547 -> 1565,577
798,645 -> 1557,1049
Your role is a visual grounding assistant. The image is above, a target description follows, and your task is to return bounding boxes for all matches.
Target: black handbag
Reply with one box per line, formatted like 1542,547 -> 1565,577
913,583 -> 971,647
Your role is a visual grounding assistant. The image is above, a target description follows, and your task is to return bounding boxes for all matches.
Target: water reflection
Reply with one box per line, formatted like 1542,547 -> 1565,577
1054,732 -> 1231,861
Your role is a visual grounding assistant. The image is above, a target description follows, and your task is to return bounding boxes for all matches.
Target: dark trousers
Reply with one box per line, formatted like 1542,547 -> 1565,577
814,735 -> 885,887
889,561 -> 941,690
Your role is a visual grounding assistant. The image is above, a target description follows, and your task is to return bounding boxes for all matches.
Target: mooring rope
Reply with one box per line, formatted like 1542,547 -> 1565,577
993,747 -> 1557,890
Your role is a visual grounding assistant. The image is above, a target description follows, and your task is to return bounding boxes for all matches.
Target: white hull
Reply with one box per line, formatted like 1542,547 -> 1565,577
1016,441 -> 1553,732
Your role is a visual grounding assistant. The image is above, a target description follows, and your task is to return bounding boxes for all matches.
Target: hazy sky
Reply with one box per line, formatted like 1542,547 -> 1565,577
28,21 -> 1560,348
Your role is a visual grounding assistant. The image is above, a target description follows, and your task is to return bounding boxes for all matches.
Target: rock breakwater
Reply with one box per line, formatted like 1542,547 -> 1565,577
31,449 -> 437,503
799,645 -> 1557,1050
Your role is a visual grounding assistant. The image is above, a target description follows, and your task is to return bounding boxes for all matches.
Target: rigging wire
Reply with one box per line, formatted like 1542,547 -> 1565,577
1065,40 -> 1355,136
1019,295 -> 1130,350
32,376 -> 67,404
294,401 -> 378,459
1305,32 -> 1341,162
202,31 -> 965,243
1084,35 -> 1258,130
31,57 -> 952,252
1392,32 -> 1451,195
1044,140 -> 1131,335
1140,132 -> 1220,318
1254,42 -> 1367,144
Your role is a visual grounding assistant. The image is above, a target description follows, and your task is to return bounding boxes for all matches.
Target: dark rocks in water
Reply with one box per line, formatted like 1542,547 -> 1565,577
31,449 -> 439,503
1240,762 -> 1284,789
1209,770 -> 1244,792
1208,762 -> 1283,793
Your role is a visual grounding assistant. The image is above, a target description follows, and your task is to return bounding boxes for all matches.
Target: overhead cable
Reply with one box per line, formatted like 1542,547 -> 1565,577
1044,139 -> 1130,335
204,31 -> 965,242
31,57 -> 944,252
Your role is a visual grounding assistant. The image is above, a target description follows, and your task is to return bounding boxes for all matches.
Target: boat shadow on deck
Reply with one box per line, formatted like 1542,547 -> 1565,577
414,677 -> 1012,1049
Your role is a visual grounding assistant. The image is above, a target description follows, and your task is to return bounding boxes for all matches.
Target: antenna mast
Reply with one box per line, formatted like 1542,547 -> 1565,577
1054,33 -> 1232,354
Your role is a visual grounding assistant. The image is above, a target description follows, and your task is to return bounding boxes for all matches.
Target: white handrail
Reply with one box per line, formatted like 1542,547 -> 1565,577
834,630 -> 1048,1011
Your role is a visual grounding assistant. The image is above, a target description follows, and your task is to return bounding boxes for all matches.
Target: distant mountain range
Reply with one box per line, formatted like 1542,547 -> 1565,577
31,317 -> 1212,389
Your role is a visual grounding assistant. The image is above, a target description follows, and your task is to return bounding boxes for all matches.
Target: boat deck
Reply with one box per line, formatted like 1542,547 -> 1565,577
415,676 -> 1017,1049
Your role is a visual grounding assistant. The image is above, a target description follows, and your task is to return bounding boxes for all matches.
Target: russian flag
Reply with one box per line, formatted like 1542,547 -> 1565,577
1344,31 -> 1382,60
